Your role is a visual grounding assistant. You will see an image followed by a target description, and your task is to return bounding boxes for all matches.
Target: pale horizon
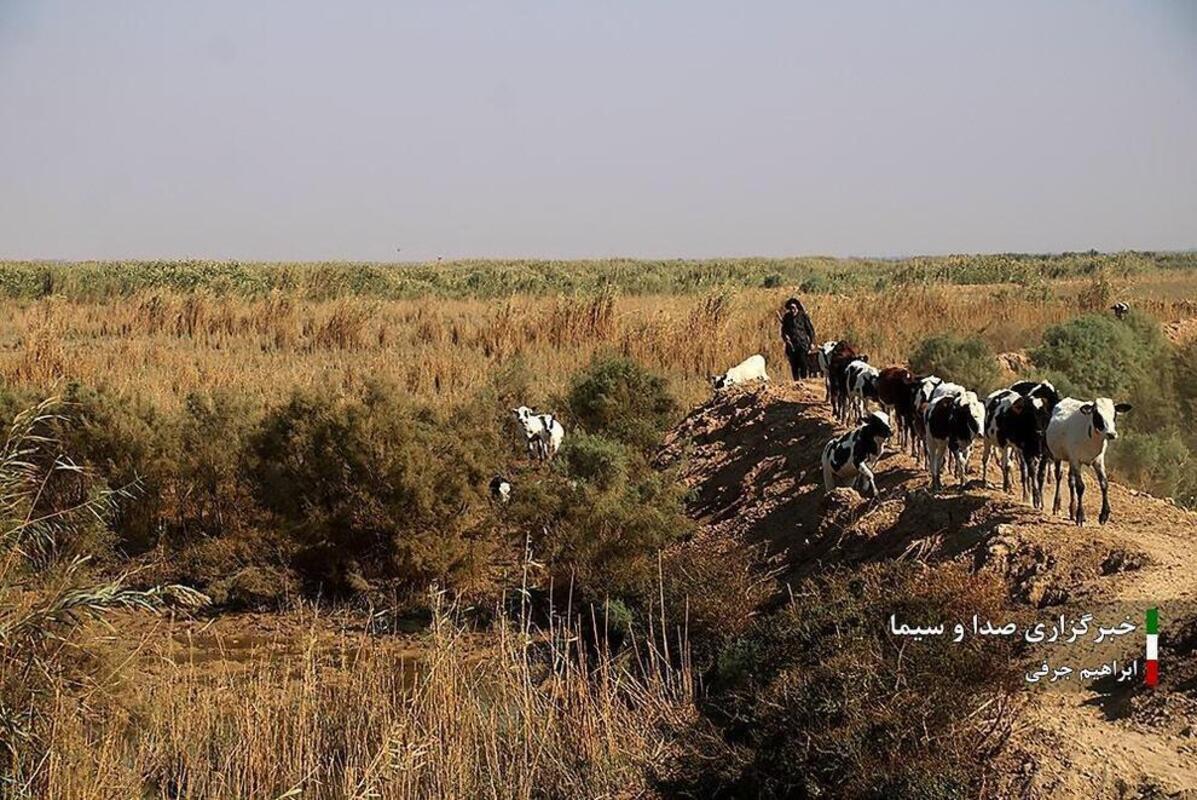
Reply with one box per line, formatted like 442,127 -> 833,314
2,1 -> 1195,262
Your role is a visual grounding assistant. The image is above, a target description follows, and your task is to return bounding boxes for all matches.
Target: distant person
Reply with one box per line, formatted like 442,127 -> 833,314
779,297 -> 816,380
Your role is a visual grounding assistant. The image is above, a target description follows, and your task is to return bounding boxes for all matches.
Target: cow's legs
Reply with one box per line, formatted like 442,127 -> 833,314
1051,460 -> 1063,516
858,462 -> 878,498
1072,462 -> 1086,526
823,460 -> 837,492
1094,455 -> 1111,525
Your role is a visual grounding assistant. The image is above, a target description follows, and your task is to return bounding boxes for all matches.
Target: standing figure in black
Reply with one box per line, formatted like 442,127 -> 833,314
779,297 -> 816,380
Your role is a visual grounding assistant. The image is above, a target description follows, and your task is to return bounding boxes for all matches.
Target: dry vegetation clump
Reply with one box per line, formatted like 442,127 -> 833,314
664,563 -> 1024,798
13,592 -> 709,800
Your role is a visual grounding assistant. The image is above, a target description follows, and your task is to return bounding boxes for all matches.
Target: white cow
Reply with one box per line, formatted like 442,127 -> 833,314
712,354 -> 769,391
1040,397 -> 1132,526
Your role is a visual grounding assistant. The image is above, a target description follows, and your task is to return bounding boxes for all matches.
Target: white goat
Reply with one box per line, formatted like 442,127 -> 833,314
711,354 -> 769,391
512,406 -> 565,461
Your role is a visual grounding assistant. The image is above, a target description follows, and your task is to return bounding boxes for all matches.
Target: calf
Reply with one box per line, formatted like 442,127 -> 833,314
826,342 -> 864,422
876,367 -> 916,447
489,475 -> 512,503
907,375 -> 943,463
925,390 -> 986,490
1111,302 -> 1130,320
1038,398 -> 1132,526
816,341 -> 840,400
512,406 -> 566,461
821,411 -> 893,497
844,360 -> 880,422
712,354 -> 769,391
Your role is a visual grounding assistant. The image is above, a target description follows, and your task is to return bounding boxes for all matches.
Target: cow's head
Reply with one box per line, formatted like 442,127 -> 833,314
865,410 -> 893,439
960,392 -> 985,437
710,375 -> 728,391
1081,398 -> 1132,440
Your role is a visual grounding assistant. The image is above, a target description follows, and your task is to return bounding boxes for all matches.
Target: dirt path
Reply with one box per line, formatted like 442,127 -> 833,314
662,380 -> 1197,797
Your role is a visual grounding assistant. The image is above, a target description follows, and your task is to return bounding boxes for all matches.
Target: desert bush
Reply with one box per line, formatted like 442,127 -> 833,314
172,390 -> 261,538
909,332 -> 999,393
1106,430 -> 1194,503
1031,311 -> 1177,430
691,563 -> 1020,799
560,432 -> 629,491
1175,338 -> 1197,427
53,383 -> 172,554
246,383 -> 501,596
508,474 -> 692,607
565,356 -> 677,451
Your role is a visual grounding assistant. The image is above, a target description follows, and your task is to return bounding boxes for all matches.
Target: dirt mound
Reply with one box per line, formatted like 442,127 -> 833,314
661,380 -> 1197,797
998,349 -> 1033,374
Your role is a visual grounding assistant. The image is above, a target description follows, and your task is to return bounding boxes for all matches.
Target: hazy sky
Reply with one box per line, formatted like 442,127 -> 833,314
1,1 -> 1194,261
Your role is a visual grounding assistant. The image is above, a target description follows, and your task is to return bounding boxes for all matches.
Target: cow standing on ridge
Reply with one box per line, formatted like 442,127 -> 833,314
1038,397 -> 1132,526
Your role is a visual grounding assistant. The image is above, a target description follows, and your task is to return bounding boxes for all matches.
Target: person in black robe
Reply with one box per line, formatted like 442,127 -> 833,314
779,297 -> 816,380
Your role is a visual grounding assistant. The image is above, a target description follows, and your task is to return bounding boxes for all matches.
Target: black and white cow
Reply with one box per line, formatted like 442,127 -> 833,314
512,406 -> 565,461
844,359 -> 880,423
1111,302 -> 1130,320
907,375 -> 944,464
925,390 -> 986,490
1039,397 -> 1132,526
821,411 -> 893,497
981,380 -> 1060,507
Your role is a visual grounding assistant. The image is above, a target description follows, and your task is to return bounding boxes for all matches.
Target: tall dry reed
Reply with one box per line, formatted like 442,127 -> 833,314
17,586 -> 702,800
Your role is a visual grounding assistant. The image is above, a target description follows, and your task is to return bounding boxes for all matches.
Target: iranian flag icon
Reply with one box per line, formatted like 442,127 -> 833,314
1145,607 -> 1159,688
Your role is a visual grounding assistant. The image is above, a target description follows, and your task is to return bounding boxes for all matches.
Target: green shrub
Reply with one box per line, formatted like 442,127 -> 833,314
1175,338 -> 1197,427
54,383 -> 172,554
172,391 -> 261,539
505,468 -> 692,606
560,432 -> 628,491
908,333 -> 999,393
1106,430 -> 1193,502
565,357 -> 677,451
246,383 -> 501,595
1031,311 -> 1176,430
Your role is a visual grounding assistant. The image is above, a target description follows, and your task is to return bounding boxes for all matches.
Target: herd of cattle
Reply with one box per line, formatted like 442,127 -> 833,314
807,339 -> 1130,527
503,321 -> 1132,528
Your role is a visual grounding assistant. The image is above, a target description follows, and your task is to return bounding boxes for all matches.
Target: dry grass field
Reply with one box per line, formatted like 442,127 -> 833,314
2,256 -> 1196,799
1,268 -> 1193,410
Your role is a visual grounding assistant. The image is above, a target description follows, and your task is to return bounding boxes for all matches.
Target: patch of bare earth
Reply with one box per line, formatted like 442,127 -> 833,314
658,380 -> 1197,798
